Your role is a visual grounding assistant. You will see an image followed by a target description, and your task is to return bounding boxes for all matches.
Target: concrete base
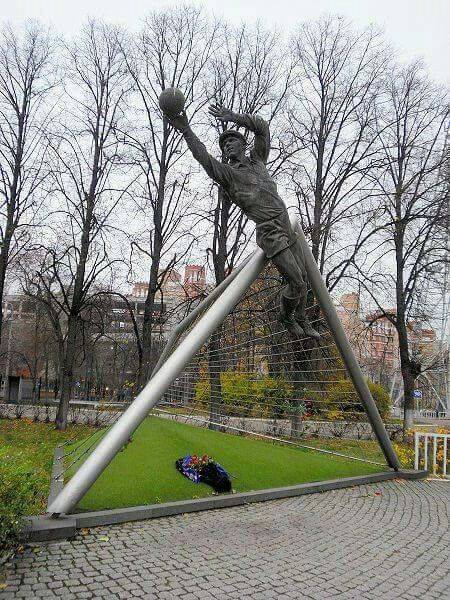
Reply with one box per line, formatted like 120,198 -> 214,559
24,469 -> 428,542
396,468 -> 429,480
24,515 -> 77,543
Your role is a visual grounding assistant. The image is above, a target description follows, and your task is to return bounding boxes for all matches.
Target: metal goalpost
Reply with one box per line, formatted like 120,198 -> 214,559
48,217 -> 400,516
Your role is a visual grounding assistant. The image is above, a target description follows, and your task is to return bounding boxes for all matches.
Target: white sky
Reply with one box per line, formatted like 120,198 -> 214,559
5,0 -> 450,84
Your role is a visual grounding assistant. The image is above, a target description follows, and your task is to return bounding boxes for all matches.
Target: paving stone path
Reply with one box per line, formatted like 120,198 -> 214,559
1,480 -> 449,599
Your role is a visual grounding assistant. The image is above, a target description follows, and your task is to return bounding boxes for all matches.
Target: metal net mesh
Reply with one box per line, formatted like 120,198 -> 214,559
152,262 -> 388,466
58,256 -> 392,496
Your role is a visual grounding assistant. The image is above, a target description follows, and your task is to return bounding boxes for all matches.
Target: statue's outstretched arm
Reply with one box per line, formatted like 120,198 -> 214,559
166,111 -> 232,189
209,104 -> 270,163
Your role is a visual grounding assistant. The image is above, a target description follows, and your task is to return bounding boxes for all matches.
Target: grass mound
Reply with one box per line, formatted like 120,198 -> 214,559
67,416 -> 383,511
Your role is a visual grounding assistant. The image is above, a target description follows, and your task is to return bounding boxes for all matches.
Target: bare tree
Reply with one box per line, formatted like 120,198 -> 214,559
206,22 -> 294,284
0,22 -> 54,347
121,6 -> 218,387
290,16 -> 390,289
40,20 -> 131,429
354,61 -> 448,431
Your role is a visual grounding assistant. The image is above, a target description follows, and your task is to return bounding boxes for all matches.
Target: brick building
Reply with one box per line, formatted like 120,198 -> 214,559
336,292 -> 438,406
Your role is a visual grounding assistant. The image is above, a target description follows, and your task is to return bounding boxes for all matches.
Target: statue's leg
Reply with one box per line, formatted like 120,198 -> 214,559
291,240 -> 321,340
271,248 -> 306,337
290,239 -> 307,314
273,244 -> 320,340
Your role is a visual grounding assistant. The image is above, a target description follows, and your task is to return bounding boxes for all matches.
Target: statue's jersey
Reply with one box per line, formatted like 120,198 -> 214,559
183,114 -> 296,259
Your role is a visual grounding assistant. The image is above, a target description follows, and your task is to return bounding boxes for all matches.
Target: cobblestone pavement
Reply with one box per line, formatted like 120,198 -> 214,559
1,480 -> 449,599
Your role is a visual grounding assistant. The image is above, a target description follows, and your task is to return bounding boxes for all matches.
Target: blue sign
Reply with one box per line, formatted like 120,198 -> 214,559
412,390 -> 422,399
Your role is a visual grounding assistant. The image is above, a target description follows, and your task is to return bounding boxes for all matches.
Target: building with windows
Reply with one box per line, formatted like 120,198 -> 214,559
0,295 -> 40,403
0,263 -> 209,404
336,292 -> 439,408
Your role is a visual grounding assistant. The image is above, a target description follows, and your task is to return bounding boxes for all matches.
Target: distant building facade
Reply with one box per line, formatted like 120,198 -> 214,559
0,295 -> 39,403
0,263 -> 208,404
336,292 -> 439,408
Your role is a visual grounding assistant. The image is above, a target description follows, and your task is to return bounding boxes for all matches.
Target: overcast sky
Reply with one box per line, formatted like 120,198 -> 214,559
5,0 -> 450,84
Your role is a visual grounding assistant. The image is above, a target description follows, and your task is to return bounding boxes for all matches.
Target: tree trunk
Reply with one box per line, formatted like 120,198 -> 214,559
398,316 -> 415,432
139,277 -> 158,389
138,228 -> 163,389
212,188 -> 230,284
289,339 -> 314,439
0,230 -> 13,349
208,328 -> 223,431
393,198 -> 415,434
0,106 -> 25,348
138,128 -> 168,389
208,186 -> 230,428
139,220 -> 163,388
311,113 -> 326,265
55,314 -> 79,429
401,363 -> 415,431
56,193 -> 95,428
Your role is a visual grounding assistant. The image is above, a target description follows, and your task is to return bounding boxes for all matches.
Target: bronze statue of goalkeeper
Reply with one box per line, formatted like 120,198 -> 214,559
166,104 -> 320,340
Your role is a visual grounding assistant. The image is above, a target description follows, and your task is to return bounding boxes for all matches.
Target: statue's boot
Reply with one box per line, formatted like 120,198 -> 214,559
296,299 -> 321,341
298,317 -> 321,341
279,294 -> 305,338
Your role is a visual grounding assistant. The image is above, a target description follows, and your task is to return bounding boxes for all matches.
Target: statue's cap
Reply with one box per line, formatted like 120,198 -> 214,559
218,129 -> 247,151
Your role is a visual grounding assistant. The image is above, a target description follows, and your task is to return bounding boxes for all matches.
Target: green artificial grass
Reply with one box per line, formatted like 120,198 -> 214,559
67,416 -> 385,511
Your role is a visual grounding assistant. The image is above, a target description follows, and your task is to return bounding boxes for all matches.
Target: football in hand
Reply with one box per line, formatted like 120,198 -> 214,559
158,88 -> 186,116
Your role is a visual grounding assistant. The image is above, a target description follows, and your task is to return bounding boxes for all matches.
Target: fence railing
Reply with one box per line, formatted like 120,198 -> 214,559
391,408 -> 450,420
419,409 -> 450,419
414,431 -> 449,477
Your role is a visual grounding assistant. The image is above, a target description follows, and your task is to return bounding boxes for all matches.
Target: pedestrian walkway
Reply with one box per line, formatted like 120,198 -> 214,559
1,480 -> 449,599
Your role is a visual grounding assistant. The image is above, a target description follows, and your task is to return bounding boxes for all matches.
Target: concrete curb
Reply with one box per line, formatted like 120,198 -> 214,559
395,468 -> 429,480
24,515 -> 77,543
24,469 -> 428,542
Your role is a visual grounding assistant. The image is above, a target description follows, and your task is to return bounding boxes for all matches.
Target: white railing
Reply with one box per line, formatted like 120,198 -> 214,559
420,409 -> 450,419
414,431 -> 449,477
391,408 -> 450,420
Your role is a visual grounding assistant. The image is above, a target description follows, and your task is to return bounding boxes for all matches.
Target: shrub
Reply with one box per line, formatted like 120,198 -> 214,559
0,463 -> 46,559
194,378 -> 211,413
253,376 -> 294,419
222,372 -> 255,416
194,372 -> 293,418
366,380 -> 391,420
317,379 -> 391,421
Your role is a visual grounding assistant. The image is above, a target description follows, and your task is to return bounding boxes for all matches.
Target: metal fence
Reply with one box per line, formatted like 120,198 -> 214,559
414,431 -> 449,477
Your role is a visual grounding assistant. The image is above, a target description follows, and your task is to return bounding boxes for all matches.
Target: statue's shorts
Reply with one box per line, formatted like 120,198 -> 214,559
255,210 -> 297,259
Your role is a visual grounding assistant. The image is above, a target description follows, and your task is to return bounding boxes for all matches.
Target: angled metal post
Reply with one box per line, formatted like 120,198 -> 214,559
295,223 -> 401,470
152,253 -> 253,376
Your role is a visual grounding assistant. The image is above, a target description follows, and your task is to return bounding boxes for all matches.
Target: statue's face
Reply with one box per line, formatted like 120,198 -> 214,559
223,137 -> 245,161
